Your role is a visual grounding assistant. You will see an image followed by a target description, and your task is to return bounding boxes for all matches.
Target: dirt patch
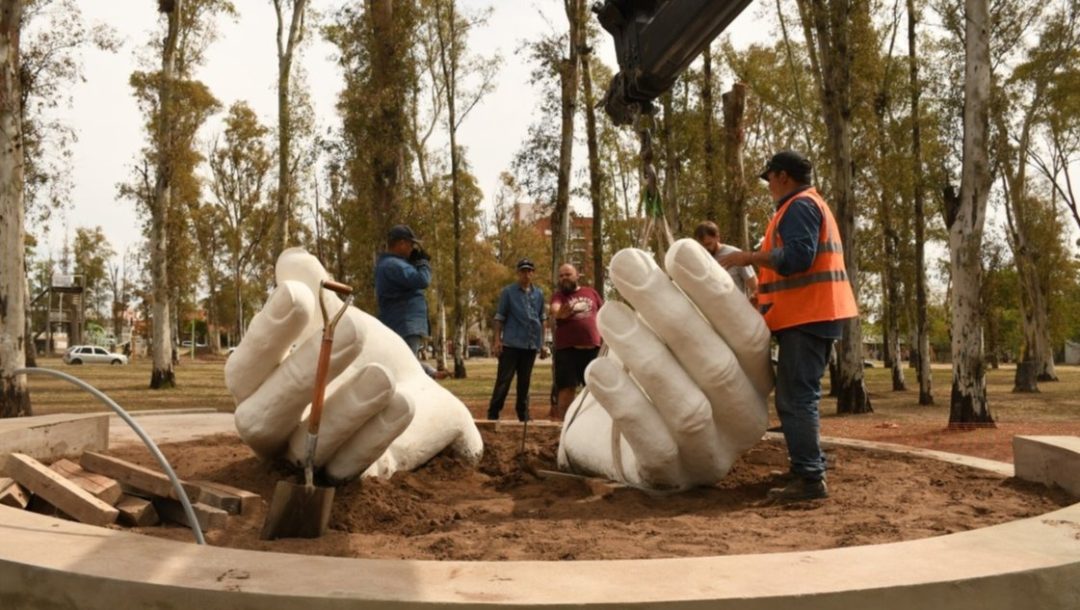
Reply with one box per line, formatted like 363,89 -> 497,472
106,426 -> 1073,561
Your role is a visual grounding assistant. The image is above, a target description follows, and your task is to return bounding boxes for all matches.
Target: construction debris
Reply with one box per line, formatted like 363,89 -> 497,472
0,450 -> 260,536
3,453 -> 118,526
0,477 -> 30,509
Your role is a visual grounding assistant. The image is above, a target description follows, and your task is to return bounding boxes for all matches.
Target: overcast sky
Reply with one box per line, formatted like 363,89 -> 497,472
48,1 -> 774,259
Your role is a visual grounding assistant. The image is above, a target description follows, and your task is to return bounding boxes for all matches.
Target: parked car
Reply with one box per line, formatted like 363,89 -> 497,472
467,344 -> 488,358
63,345 -> 128,366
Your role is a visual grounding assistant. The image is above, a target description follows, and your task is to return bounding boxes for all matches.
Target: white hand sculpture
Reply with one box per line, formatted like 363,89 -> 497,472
225,247 -> 482,482
557,239 -> 774,490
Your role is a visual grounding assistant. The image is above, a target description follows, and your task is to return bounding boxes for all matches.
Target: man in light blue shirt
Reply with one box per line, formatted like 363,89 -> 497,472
488,258 -> 549,421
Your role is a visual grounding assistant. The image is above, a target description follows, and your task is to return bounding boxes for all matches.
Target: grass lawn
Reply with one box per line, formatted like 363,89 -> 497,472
20,355 -> 1080,462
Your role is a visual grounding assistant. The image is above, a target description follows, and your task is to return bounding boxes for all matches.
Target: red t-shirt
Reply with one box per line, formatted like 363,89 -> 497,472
551,286 -> 603,350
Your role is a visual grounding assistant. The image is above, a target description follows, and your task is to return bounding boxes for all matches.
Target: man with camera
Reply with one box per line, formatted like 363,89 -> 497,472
375,224 -> 447,379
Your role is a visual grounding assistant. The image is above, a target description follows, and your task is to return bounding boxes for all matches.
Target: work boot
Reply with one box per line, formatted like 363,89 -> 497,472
767,477 -> 828,502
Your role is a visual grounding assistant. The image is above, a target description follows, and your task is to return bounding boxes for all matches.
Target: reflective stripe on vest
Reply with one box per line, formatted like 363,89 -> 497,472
757,187 -> 858,332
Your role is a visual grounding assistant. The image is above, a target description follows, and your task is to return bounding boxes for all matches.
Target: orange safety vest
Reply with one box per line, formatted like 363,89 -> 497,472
757,187 -> 858,332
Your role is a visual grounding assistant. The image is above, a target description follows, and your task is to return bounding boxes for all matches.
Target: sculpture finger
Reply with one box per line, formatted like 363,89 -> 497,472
224,280 -> 314,403
665,239 -> 773,398
585,357 -> 682,487
598,301 -> 734,479
284,363 -> 397,467
324,392 -> 415,482
610,249 -> 768,448
234,309 -> 365,460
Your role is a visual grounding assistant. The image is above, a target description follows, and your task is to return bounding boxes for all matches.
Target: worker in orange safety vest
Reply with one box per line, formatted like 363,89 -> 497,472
718,150 -> 857,502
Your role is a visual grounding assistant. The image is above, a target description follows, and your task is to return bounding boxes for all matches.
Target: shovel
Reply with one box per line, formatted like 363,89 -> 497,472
261,279 -> 353,540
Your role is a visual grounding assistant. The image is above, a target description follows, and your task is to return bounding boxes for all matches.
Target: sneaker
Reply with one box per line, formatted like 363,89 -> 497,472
767,477 -> 828,502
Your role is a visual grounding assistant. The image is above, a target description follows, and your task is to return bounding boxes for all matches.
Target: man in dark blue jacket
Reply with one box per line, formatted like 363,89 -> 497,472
375,224 -> 445,379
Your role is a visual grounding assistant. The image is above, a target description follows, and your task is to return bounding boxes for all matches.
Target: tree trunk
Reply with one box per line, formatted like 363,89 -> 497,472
0,0 -> 30,418
908,0 -> 933,404
800,0 -> 871,414
945,0 -> 993,427
369,0 -> 408,242
149,0 -> 181,389
551,0 -> 582,286
701,46 -> 720,224
722,83 -> 749,251
580,41 -> 604,296
660,92 -> 681,235
271,0 -> 307,261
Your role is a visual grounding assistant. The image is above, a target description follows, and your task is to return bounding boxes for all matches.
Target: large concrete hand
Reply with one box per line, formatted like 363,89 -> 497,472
225,248 -> 482,482
558,239 -> 773,490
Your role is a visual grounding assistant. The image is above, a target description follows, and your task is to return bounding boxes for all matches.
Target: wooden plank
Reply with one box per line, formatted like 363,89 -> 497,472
191,480 -> 260,516
0,477 -> 30,509
154,499 -> 228,531
50,459 -> 123,506
116,494 -> 160,527
79,452 -> 201,502
3,453 -> 118,526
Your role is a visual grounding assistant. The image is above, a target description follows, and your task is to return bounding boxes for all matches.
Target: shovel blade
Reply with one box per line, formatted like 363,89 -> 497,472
260,480 -> 335,540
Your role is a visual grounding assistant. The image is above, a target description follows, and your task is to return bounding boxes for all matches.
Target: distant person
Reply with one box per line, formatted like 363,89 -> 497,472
694,220 -> 757,302
375,224 -> 447,380
718,150 -> 858,502
488,258 -> 549,422
549,263 -> 603,420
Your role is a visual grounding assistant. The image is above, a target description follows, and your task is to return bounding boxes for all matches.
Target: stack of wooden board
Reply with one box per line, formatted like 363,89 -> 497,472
0,451 -> 259,532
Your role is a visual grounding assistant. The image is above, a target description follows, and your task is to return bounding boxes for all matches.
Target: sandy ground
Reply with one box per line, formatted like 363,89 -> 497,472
107,425 -> 1073,561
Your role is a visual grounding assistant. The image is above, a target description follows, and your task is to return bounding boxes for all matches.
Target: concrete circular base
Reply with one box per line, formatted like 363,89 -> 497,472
2,414 -> 1079,609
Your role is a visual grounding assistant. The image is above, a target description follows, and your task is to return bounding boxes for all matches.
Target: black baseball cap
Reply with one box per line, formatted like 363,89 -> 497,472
387,224 -> 421,245
516,258 -> 536,271
759,150 -> 813,183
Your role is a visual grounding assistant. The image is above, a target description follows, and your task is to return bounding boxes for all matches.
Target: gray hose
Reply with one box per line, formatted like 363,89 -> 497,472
14,367 -> 206,545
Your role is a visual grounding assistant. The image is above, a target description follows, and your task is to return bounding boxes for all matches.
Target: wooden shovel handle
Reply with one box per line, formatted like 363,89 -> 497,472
322,280 -> 352,296
308,334 -> 334,435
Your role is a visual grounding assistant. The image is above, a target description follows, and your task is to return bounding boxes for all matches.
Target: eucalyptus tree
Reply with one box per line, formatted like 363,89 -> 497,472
429,0 -> 499,377
270,0 -> 309,261
207,101 -> 274,342
994,0 -> 1079,386
125,0 -> 233,388
72,227 -> 115,323
551,0 -> 586,288
324,0 -> 419,310
0,0 -> 30,417
943,0 -> 994,426
795,0 -> 873,413
907,0 -> 933,404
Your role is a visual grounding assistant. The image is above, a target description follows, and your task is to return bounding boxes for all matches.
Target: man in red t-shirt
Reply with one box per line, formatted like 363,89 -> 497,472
550,263 -> 603,420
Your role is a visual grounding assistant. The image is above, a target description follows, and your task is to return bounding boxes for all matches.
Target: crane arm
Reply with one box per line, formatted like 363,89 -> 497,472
595,0 -> 754,125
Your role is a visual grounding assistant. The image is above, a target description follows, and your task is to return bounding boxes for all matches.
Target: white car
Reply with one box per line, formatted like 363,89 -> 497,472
63,345 -> 128,366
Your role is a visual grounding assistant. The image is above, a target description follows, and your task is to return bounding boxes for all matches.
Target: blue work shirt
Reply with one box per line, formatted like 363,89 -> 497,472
766,185 -> 843,340
375,253 -> 431,339
495,282 -> 546,350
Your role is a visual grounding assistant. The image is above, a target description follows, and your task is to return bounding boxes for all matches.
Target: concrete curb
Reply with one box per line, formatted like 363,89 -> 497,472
0,414 -> 1076,609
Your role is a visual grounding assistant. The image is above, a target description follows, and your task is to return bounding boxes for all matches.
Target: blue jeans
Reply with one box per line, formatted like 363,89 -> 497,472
403,335 -> 438,378
775,328 -> 831,481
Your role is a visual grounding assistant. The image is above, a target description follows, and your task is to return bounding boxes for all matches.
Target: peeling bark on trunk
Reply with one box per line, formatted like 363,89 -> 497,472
271,0 -> 309,262
722,83 -> 749,252
945,0 -> 993,427
149,0 -> 181,389
0,0 -> 29,418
